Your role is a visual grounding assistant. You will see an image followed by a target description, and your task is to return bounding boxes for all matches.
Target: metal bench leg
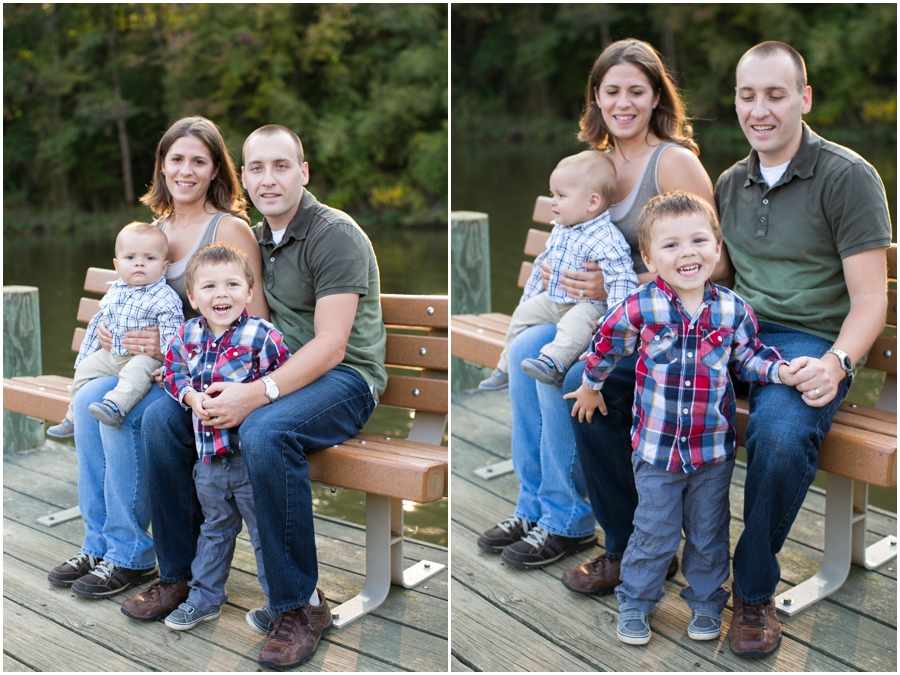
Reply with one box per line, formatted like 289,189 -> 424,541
331,494 -> 446,629
775,474 -> 854,615
850,479 -> 898,570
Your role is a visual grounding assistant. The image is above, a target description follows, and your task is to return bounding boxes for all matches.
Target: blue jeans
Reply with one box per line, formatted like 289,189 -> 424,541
143,365 -> 376,614
563,351 -> 640,558
734,322 -> 851,604
509,323 -> 595,538
73,375 -> 164,570
189,455 -> 268,612
616,455 -> 733,615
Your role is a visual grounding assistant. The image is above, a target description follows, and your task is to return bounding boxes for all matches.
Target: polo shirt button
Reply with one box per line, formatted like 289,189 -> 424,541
763,199 -> 769,205
270,257 -> 275,262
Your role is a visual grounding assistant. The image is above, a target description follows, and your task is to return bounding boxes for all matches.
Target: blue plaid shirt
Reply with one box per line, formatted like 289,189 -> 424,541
164,310 -> 291,462
522,210 -> 638,307
75,276 -> 184,368
583,278 -> 787,473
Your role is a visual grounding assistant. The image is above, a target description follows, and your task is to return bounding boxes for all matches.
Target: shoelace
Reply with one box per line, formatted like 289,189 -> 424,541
91,560 -> 118,581
270,607 -> 310,642
66,552 -> 96,569
521,525 -> 550,549
497,516 -> 526,535
737,601 -> 765,627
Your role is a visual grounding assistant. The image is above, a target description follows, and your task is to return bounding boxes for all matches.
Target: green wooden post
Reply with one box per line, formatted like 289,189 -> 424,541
3,286 -> 45,452
451,211 -> 492,390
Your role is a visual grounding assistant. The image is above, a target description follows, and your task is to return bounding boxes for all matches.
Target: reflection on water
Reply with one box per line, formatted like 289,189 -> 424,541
3,224 -> 449,546
452,136 -> 896,514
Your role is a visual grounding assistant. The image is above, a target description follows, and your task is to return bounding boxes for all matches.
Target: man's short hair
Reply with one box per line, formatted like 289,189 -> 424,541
186,242 -> 255,293
115,222 -> 168,258
637,191 -> 722,256
555,151 -> 617,206
738,41 -> 808,93
242,124 -> 305,166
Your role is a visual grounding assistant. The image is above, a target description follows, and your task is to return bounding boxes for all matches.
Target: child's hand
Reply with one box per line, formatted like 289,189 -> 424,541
563,384 -> 608,423
183,391 -> 212,421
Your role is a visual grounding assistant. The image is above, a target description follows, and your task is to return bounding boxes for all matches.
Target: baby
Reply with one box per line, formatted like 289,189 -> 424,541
479,150 -> 637,389
47,222 -> 183,437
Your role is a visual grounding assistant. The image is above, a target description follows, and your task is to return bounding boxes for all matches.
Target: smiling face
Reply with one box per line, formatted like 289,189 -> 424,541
242,130 -> 309,231
161,136 -> 219,207
113,231 -> 169,287
187,261 -> 254,337
735,51 -> 812,167
642,213 -> 722,308
595,62 -> 660,144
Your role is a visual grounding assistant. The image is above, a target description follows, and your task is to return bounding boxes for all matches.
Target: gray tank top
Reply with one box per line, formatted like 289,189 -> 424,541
156,211 -> 230,319
607,142 -> 678,275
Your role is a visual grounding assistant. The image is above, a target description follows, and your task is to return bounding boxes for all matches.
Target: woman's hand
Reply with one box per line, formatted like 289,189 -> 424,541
558,261 -> 607,302
121,325 -> 163,360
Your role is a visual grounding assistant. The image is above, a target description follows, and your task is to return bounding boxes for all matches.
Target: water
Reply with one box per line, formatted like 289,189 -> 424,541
3,224 -> 449,546
451,136 -> 897,514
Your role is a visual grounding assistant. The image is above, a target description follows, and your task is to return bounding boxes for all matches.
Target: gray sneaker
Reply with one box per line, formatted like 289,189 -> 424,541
520,354 -> 565,387
246,604 -> 279,634
47,417 -> 75,439
688,608 -> 722,640
89,400 -> 125,429
617,607 -> 651,645
164,601 -> 221,631
478,368 -> 509,391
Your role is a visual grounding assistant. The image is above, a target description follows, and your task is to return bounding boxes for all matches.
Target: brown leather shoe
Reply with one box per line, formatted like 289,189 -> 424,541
561,554 -> 678,595
258,589 -> 332,670
728,591 -> 782,658
120,579 -> 190,621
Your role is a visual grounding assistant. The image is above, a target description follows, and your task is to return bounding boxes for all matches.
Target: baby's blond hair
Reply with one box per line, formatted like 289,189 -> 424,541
554,151 -> 617,206
115,222 -> 168,257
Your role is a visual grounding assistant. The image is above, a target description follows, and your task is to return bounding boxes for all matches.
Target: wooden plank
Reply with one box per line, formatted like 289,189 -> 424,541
523,227 -> 551,257
379,374 -> 447,414
385,333 -> 447,371
381,294 -> 447,330
532,196 -> 554,226
888,243 -> 897,280
2,379 -> 70,421
517,260 -> 533,289
84,267 -> 118,294
76,297 -> 100,324
864,333 -> 897,375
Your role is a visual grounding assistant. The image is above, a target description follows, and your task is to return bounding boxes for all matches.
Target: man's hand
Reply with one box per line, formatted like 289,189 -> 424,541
563,384 -> 608,423
782,356 -> 843,407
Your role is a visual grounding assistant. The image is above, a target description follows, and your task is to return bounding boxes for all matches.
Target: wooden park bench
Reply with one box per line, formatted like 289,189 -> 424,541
2,267 -> 448,628
451,196 -> 897,615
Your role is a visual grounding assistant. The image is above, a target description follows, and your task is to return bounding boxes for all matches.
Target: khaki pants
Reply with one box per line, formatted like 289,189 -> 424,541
64,350 -> 161,422
497,292 -> 605,373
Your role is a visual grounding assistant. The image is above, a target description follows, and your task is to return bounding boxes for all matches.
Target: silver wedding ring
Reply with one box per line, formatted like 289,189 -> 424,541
579,289 -> 585,298
141,345 -> 146,353
815,387 -> 821,398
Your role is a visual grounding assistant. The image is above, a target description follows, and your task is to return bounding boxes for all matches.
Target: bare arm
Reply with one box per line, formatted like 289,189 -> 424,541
216,216 -> 270,320
784,247 -> 888,406
202,293 -> 359,427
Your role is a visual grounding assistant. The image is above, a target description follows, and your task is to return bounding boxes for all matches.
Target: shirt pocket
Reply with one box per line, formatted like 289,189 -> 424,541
640,324 -> 679,364
183,343 -> 205,374
216,345 -> 256,382
699,327 -> 734,370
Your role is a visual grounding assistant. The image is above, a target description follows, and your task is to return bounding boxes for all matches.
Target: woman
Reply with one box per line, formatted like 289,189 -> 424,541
478,39 -> 719,573
47,117 -> 268,599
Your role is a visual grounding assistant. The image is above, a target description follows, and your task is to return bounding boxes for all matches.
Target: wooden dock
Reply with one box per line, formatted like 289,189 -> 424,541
450,388 -> 897,672
3,440 -> 448,672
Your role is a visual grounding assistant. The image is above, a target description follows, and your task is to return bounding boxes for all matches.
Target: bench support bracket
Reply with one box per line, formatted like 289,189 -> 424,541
474,458 -> 514,480
331,494 -> 446,628
775,475 -> 897,615
37,505 -> 82,527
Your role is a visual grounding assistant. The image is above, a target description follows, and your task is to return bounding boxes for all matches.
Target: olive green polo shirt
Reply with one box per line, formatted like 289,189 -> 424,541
715,122 -> 892,343
254,190 -> 388,398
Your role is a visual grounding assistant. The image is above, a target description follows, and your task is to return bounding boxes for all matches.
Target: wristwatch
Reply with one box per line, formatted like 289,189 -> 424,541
825,347 -> 854,379
261,375 -> 281,403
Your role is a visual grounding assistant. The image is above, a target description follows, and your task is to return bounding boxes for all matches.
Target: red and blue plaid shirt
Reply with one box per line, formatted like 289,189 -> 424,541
583,278 -> 787,473
164,310 -> 290,462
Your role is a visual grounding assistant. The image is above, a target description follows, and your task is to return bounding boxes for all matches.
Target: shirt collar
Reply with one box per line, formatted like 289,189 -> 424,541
745,121 -> 820,187
551,211 -> 610,231
198,309 -> 250,338
653,276 -> 718,306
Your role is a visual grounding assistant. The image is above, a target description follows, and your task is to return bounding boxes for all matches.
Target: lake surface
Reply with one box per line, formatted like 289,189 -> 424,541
3,223 -> 449,545
451,135 -> 897,513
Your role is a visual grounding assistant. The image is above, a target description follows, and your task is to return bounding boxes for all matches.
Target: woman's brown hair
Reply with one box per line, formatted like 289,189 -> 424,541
140,116 -> 249,222
578,39 -> 698,155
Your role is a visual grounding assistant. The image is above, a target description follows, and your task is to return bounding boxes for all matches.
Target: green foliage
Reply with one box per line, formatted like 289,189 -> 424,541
3,3 -> 448,231
452,3 -> 897,144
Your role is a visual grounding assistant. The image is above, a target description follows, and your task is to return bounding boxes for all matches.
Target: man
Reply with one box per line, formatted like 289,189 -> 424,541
560,41 -> 891,659
122,125 -> 387,669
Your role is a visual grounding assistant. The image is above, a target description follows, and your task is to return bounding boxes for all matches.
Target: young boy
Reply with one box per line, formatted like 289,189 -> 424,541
161,242 -> 290,631
565,191 -> 795,645
479,150 -> 638,390
47,222 -> 184,437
